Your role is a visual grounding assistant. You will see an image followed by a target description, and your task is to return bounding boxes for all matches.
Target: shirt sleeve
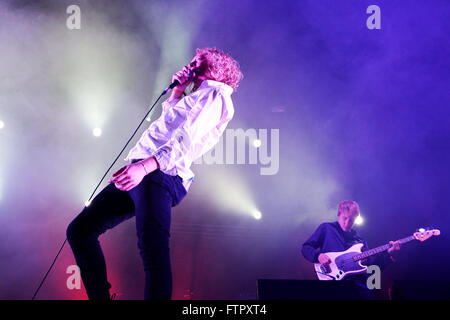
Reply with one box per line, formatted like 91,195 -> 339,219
151,96 -> 192,173
301,224 -> 326,263
153,87 -> 233,173
123,96 -> 183,163
147,96 -> 184,145
187,87 -> 234,158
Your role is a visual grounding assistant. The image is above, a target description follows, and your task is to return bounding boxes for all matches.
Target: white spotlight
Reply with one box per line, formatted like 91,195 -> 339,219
252,210 -> 262,220
84,200 -> 92,207
252,139 -> 262,148
92,128 -> 102,137
0,120 -> 4,129
355,215 -> 363,225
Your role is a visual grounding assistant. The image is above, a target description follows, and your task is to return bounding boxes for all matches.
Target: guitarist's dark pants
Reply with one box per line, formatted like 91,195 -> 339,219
348,279 -> 374,300
66,161 -> 187,300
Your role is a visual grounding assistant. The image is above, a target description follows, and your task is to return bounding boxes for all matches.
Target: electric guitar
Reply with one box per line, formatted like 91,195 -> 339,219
314,228 -> 440,280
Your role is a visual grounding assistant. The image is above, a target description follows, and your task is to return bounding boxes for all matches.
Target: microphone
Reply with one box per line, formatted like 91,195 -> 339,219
161,67 -> 196,95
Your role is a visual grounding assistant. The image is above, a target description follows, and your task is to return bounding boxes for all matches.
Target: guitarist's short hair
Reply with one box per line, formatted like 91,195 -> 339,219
337,200 -> 360,217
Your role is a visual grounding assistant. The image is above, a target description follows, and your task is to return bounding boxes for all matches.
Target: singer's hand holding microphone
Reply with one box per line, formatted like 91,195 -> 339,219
172,66 -> 195,91
161,65 -> 196,97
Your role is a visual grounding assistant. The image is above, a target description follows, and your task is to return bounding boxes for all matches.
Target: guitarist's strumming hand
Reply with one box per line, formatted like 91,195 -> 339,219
318,253 -> 331,265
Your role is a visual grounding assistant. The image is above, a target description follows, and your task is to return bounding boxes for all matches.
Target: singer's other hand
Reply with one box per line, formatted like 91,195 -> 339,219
108,162 -> 146,192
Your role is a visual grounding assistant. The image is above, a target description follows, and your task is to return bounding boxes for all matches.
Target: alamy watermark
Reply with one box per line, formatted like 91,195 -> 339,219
66,5 -> 81,30
65,262 -> 381,290
172,128 -> 280,175
366,264 -> 381,289
367,5 -> 381,30
65,4 -> 380,31
66,265 -> 81,290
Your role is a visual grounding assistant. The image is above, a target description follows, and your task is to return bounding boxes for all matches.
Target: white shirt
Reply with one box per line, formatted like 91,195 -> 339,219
124,80 -> 235,191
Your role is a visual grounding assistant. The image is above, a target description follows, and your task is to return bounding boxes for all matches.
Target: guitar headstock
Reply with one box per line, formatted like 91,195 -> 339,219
413,228 -> 441,242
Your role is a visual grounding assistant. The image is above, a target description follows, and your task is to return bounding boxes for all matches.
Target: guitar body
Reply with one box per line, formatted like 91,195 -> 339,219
314,243 -> 367,280
312,228 -> 440,280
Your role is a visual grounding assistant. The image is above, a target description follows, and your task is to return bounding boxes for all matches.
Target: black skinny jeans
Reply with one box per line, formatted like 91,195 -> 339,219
66,161 -> 187,300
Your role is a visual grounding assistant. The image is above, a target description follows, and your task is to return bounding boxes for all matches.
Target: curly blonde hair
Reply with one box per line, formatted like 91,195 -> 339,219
196,47 -> 243,92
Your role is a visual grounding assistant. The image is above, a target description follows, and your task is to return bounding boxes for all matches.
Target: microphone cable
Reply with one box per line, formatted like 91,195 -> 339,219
31,83 -> 178,300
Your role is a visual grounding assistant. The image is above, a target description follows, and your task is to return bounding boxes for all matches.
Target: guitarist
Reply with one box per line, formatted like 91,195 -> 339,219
301,200 -> 401,298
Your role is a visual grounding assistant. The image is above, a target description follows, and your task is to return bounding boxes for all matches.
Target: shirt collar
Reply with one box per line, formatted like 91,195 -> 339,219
199,79 -> 233,95
333,221 -> 356,235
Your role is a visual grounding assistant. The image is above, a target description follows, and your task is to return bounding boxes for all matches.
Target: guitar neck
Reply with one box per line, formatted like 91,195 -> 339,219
353,235 -> 415,261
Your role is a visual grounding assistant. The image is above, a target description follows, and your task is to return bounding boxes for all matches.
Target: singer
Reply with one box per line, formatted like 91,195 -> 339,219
66,47 -> 243,300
